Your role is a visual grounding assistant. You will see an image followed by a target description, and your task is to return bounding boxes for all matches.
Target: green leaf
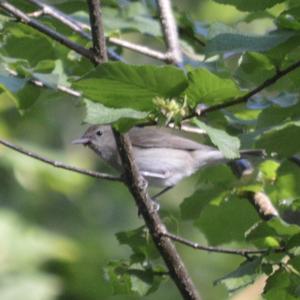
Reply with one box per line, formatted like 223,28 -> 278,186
277,7 -> 300,31
246,218 -> 300,242
287,233 -> 300,250
195,195 -> 259,245
273,161 -> 300,206
236,52 -> 276,86
15,84 -> 42,111
181,187 -> 227,220
193,119 -> 240,159
265,34 -> 300,66
185,68 -> 242,107
256,102 -> 300,129
0,83 -> 20,105
116,227 -> 159,260
264,268 -> 290,292
73,62 -> 188,111
215,258 -> 262,293
33,60 -> 56,73
205,23 -> 293,55
289,255 -> 300,272
104,260 -> 132,295
212,0 -> 285,12
104,260 -> 164,296
256,122 -> 300,156
206,31 -> 290,54
0,67 -> 26,93
181,164 -> 236,220
259,160 -> 280,182
267,217 -> 300,236
103,4 -> 161,36
2,23 -> 56,67
84,99 -> 148,124
264,289 -> 299,300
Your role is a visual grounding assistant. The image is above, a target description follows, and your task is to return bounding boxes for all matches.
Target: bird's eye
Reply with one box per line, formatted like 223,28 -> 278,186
96,130 -> 102,136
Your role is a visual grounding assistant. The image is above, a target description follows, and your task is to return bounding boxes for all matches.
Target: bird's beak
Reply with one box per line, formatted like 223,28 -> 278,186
72,137 -> 91,145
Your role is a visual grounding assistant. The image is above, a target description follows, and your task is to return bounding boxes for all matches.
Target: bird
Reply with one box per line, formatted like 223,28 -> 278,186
72,125 -> 263,197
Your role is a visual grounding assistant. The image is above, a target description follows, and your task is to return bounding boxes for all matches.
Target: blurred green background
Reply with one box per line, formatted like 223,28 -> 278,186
0,0 -> 289,299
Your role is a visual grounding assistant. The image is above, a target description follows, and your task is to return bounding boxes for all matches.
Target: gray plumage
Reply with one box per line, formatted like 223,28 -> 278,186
72,125 -> 260,187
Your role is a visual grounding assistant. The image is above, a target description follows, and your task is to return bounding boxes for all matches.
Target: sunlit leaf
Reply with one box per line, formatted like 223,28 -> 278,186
212,0 -> 285,12
185,68 -> 242,107
73,62 -> 188,111
84,99 -> 148,124
194,119 -> 240,159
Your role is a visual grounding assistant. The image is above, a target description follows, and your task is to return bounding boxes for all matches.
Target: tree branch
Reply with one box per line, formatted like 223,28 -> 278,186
136,57 -> 300,129
86,0 -> 108,63
113,131 -> 201,300
163,232 -> 285,258
156,0 -> 182,65
0,2 -> 94,62
86,1 -> 201,299
0,138 -> 122,182
27,0 -> 168,62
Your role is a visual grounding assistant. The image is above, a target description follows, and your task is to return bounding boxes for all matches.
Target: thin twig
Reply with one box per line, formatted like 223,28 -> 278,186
200,59 -> 300,114
0,138 -> 122,182
108,37 -> 169,61
6,67 -> 81,97
0,2 -> 94,62
163,232 -> 285,257
156,0 -> 182,65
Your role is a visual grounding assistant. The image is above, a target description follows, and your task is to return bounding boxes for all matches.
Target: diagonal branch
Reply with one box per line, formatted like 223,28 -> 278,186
0,138 -> 122,182
113,132 -> 201,300
86,1 -> 201,299
0,2 -> 94,62
200,59 -> 300,114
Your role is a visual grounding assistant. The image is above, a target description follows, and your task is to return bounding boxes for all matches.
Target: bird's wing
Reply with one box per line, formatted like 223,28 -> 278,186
128,127 -> 215,151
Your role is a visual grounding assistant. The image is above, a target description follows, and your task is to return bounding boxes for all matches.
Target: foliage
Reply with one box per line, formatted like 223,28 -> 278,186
0,0 -> 300,299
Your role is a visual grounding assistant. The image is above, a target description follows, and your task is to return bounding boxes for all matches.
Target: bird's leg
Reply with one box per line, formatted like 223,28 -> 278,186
152,186 -> 174,199
147,186 -> 174,212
